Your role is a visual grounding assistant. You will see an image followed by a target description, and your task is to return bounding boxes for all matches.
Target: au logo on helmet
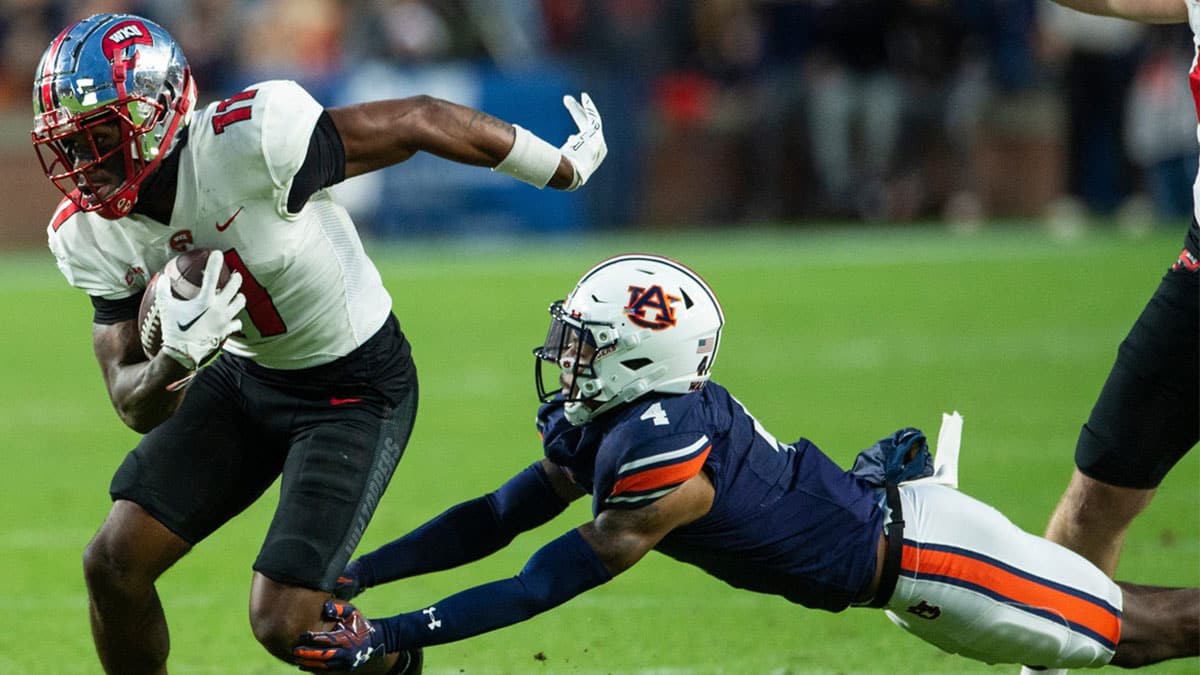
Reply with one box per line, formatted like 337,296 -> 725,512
625,284 -> 679,330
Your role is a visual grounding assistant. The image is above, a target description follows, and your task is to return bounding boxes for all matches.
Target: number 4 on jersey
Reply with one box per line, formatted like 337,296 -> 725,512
641,402 -> 670,426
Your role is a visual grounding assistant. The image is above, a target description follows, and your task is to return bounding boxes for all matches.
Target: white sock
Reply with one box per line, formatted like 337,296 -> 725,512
1018,668 -> 1068,675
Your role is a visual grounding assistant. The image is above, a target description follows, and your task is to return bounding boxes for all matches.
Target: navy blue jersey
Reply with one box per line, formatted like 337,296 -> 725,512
537,382 -> 885,612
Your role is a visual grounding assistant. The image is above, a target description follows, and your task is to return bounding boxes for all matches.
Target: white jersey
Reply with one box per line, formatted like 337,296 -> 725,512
47,80 -> 392,370
1188,0 -> 1200,222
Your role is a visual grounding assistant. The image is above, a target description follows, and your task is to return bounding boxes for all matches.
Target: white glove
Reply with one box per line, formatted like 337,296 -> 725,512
560,93 -> 606,190
158,251 -> 245,370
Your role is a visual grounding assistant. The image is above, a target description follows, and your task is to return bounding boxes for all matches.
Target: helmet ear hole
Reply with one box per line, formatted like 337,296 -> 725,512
620,358 -> 652,371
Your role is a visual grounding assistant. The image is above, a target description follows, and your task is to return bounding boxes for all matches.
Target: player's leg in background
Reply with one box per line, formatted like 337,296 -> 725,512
83,500 -> 191,675
1043,471 -> 1154,575
1017,581 -> 1199,675
1110,581 -> 1200,667
1045,263 -> 1199,575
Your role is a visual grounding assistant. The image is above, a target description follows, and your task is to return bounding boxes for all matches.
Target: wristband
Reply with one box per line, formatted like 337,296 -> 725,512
492,125 -> 560,189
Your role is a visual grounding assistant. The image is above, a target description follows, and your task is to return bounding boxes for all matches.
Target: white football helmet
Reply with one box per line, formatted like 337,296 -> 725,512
535,254 -> 725,425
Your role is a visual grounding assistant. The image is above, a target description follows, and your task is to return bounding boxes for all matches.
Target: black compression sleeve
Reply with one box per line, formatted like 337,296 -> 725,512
287,110 -> 347,213
91,293 -> 142,325
354,462 -> 569,589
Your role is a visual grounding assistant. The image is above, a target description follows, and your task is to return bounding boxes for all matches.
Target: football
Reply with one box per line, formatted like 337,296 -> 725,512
138,248 -> 232,358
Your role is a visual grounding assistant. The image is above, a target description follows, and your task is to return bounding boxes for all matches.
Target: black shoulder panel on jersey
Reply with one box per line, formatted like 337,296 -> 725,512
287,110 -> 346,214
91,292 -> 141,325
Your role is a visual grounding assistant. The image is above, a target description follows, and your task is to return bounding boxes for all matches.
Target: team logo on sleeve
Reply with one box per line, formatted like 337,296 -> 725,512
169,230 -> 193,251
1172,248 -> 1198,272
625,285 -> 680,330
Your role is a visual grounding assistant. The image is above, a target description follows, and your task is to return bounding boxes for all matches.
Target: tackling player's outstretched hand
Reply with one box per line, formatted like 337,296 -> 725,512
332,559 -> 365,601
560,93 -> 606,190
293,600 -> 385,671
158,251 -> 245,371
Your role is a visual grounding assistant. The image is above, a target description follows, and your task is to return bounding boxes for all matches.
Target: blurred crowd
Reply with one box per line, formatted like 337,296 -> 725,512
3,0 -> 1196,229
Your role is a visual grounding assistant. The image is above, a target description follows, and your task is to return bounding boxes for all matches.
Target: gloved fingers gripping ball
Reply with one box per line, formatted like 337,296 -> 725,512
140,249 -> 244,369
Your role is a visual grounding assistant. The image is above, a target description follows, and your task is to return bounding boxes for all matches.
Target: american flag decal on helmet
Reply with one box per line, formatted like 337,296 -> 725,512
696,337 -> 714,354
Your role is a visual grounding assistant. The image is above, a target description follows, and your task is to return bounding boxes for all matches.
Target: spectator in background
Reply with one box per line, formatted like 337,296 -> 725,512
545,0 -> 680,228
236,0 -> 347,98
887,0 -> 990,224
0,0 -> 64,107
343,0 -> 469,65
632,0 -> 822,226
1040,1 -> 1146,220
1124,23 -> 1197,221
141,0 -> 245,99
738,0 -> 823,221
804,0 -> 903,220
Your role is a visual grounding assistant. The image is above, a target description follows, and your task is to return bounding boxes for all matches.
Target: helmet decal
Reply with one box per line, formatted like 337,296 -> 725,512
625,285 -> 680,330
101,20 -> 153,62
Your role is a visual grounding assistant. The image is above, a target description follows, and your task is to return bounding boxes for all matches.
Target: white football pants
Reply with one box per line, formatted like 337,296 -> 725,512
883,482 -> 1121,669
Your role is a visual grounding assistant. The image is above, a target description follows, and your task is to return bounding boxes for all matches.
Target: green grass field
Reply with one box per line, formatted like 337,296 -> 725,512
1,223 -> 1196,674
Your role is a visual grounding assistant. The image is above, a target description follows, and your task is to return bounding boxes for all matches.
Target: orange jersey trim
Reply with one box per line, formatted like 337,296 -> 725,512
610,445 -> 711,497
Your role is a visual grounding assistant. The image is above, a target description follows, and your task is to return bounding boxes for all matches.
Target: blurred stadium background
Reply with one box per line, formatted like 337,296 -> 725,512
0,1 -> 1197,674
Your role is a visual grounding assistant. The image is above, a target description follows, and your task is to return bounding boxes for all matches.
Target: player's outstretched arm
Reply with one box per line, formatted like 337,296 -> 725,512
335,460 -> 585,600
296,472 -> 714,669
327,92 -> 605,190
1048,0 -> 1186,22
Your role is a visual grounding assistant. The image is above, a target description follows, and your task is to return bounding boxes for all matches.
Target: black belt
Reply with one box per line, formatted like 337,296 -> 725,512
867,481 -> 904,609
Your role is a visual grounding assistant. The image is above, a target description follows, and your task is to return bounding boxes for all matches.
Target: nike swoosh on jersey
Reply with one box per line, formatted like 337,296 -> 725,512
215,206 -> 243,232
177,307 -> 210,331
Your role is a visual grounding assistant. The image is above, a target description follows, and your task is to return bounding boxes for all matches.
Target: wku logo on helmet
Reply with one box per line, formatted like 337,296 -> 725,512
625,285 -> 680,330
101,20 -> 153,62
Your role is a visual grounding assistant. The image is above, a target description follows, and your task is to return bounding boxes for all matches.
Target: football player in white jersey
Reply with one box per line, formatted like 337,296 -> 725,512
1025,3 -> 1199,675
32,13 -> 606,675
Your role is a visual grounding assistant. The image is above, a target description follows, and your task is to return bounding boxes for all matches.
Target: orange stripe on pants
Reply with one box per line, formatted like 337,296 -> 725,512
902,545 -> 1120,646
